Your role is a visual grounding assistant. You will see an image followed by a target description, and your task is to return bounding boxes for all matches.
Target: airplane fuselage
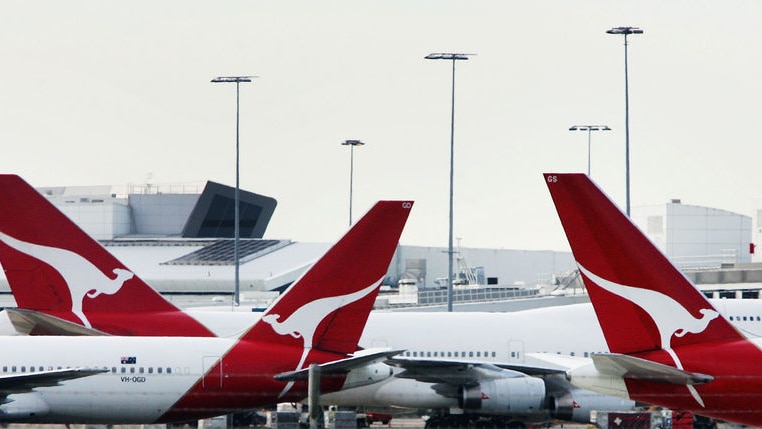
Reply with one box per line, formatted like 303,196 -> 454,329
0,335 -> 347,423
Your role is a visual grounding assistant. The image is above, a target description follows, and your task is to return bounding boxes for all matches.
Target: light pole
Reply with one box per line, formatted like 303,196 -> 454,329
607,26 -> 642,217
341,139 -> 365,226
569,125 -> 611,176
425,52 -> 473,312
211,75 -> 254,307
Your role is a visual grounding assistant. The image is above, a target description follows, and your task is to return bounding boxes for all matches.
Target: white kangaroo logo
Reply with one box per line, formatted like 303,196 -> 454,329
0,231 -> 133,328
262,278 -> 382,397
579,264 -> 718,407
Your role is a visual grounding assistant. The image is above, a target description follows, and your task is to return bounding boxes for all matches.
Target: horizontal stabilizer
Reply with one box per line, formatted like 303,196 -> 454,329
273,349 -> 404,381
591,353 -> 714,385
6,308 -> 108,336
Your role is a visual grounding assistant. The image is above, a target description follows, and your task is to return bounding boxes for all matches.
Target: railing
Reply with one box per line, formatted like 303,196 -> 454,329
383,286 -> 541,308
120,182 -> 206,196
671,249 -> 739,270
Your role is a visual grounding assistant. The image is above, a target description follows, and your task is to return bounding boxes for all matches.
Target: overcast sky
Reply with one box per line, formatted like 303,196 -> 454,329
3,1 -> 761,251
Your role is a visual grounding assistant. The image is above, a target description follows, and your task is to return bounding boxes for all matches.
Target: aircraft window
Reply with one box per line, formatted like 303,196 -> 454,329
744,316 -> 748,321
427,352 -> 431,357
149,367 -> 154,374
30,366 -> 35,372
510,351 -> 516,358
758,316 -> 761,321
158,367 -> 163,374
1,366 -> 5,372
491,352 -> 496,358
469,352 -> 473,357
130,367 -> 136,374
139,367 -> 145,374
11,366 -> 16,373
570,352 -> 575,356
21,366 -> 26,373
584,352 -> 590,358
121,367 -> 126,374
111,367 -> 117,373
412,352 -> 417,357
167,368 -> 172,374
476,352 -> 481,357
447,352 -> 452,357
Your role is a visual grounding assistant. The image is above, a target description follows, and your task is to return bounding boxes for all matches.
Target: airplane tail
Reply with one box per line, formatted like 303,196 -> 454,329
244,200 -> 413,355
0,174 -> 213,335
543,173 -> 743,355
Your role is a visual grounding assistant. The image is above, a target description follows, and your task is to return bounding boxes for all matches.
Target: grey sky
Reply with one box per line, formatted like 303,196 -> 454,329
2,1 -> 761,251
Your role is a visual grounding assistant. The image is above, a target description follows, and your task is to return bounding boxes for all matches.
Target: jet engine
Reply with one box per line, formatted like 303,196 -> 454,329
458,376 -> 546,415
340,361 -> 394,390
550,388 -> 636,423
0,392 -> 50,420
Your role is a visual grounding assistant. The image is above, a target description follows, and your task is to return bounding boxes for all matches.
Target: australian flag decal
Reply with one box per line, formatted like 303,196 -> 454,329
121,356 -> 137,364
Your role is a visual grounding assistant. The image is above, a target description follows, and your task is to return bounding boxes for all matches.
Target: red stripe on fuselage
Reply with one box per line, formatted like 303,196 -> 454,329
158,341 -> 348,423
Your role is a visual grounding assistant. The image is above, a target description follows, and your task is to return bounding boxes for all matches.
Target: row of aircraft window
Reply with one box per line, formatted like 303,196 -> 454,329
401,351 -> 498,358
401,351 -> 606,359
728,315 -> 761,321
0,365 -> 191,375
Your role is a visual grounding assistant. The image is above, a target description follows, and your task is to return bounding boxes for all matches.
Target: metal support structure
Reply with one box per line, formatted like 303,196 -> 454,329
607,26 -> 642,217
569,125 -> 611,176
425,52 -> 473,312
308,364 -> 323,429
341,139 -> 365,226
211,75 -> 254,306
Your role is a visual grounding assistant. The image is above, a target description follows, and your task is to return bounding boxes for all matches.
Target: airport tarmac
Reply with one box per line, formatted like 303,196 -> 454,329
1,421 -> 755,429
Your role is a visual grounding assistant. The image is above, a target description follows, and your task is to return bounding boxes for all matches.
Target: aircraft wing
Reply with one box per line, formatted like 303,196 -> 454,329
5,308 -> 108,336
273,349 -> 404,381
591,353 -> 714,385
507,352 -> 595,376
0,367 -> 108,399
385,353 -> 570,385
387,357 -> 533,385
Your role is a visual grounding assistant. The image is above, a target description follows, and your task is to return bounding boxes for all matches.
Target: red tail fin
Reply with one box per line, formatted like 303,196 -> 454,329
0,174 -> 213,336
544,173 -> 743,354
245,200 -> 413,355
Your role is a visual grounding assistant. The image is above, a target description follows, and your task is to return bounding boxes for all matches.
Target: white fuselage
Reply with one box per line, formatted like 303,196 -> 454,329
184,299 -> 762,362
0,335 -> 234,423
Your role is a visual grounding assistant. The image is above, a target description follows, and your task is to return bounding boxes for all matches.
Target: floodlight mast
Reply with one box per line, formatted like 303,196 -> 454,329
606,27 -> 642,217
569,125 -> 612,176
341,139 -> 366,226
211,75 -> 256,307
425,52 -> 474,312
